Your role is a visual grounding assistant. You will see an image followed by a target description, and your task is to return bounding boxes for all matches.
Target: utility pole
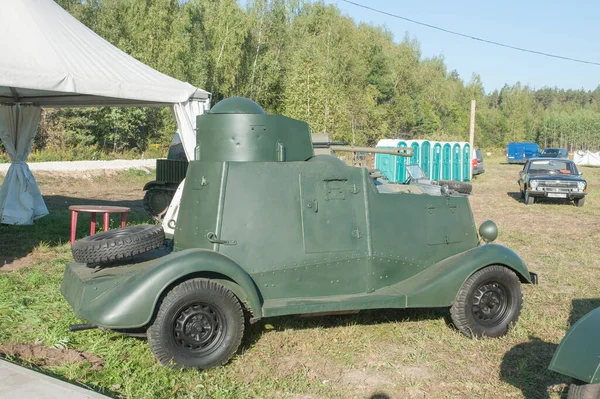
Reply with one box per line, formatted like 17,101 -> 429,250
469,100 -> 476,178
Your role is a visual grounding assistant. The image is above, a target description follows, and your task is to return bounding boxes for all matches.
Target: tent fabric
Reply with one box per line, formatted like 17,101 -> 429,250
574,150 -> 600,166
0,0 -> 209,107
0,105 -> 48,224
0,0 -> 212,225
172,100 -> 211,161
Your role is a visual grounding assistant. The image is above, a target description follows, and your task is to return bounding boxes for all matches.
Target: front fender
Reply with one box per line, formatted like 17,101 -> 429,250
405,244 -> 532,307
77,249 -> 262,329
143,180 -> 165,191
549,307 -> 600,383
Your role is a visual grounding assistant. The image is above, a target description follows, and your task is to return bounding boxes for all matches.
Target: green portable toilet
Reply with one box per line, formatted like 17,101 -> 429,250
452,143 -> 461,181
410,141 -> 420,166
375,139 -> 401,182
420,141 -> 431,178
462,143 -> 471,182
432,142 -> 442,180
442,143 -> 451,180
395,141 -> 408,182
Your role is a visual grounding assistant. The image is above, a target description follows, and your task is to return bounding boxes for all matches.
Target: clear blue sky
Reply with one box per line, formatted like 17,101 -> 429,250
328,0 -> 600,93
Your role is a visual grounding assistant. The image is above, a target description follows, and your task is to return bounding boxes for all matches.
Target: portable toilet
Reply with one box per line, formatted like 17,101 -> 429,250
452,143 -> 462,181
375,139 -> 401,182
442,143 -> 452,180
462,143 -> 471,182
409,140 -> 420,165
421,140 -> 432,178
395,141 -> 409,182
432,142 -> 442,181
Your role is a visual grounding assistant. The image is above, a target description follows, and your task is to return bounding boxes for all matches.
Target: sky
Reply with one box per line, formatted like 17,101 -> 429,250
328,0 -> 600,93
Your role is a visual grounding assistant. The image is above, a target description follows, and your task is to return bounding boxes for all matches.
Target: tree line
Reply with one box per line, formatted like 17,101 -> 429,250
31,0 -> 600,155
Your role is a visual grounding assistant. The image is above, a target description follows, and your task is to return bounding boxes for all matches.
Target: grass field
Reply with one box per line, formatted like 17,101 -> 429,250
0,158 -> 598,399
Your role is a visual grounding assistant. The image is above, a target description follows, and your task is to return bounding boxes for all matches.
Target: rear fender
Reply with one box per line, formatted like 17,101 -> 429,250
549,307 -> 600,383
143,180 -> 165,191
405,244 -> 532,307
79,249 -> 262,329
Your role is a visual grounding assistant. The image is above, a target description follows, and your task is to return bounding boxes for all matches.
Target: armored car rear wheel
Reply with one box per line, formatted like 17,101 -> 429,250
147,278 -> 244,369
450,265 -> 522,338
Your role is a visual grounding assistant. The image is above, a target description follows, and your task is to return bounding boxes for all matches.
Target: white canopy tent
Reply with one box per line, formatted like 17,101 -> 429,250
0,0 -> 210,225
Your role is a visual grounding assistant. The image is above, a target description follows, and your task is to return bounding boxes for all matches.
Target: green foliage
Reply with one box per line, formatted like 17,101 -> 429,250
14,0 -> 600,160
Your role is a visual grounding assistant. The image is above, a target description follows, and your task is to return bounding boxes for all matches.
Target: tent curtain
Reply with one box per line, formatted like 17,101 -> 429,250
171,98 -> 210,161
0,105 -> 48,225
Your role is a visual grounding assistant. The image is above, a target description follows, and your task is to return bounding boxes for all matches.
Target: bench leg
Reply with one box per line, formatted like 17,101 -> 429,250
70,211 -> 78,245
90,213 -> 96,235
121,212 -> 127,228
103,212 -> 109,232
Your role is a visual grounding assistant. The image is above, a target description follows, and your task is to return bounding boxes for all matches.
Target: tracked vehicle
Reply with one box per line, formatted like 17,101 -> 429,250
61,97 -> 537,369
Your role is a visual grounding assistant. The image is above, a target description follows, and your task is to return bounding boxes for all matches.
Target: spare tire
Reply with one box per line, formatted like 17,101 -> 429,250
439,180 -> 473,195
72,225 -> 165,264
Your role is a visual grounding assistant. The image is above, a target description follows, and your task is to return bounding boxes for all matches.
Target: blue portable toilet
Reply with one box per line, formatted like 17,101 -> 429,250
462,143 -> 471,182
452,143 -> 461,181
442,143 -> 452,180
421,141 -> 431,178
432,142 -> 442,181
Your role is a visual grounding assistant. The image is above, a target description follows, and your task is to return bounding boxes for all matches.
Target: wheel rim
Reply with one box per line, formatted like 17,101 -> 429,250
471,281 -> 510,326
149,191 -> 171,216
173,302 -> 225,355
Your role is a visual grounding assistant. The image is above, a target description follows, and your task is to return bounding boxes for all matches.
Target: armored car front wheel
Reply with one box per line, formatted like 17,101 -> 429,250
147,278 -> 244,369
450,265 -> 523,338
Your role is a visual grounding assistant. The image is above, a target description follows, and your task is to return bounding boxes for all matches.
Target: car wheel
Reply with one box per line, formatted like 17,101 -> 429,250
143,188 -> 174,221
450,265 -> 523,338
71,225 -> 164,264
574,197 -> 585,207
568,382 -> 600,399
147,278 -> 244,369
525,192 -> 534,205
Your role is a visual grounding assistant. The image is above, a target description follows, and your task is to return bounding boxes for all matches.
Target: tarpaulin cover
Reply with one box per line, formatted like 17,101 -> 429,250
573,151 -> 600,166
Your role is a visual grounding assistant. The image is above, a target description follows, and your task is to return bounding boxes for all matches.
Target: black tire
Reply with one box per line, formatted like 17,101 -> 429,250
72,225 -> 164,264
525,191 -> 535,205
568,382 -> 600,399
574,197 -> 585,207
439,180 -> 473,195
147,278 -> 244,369
143,188 -> 174,221
450,265 -> 523,338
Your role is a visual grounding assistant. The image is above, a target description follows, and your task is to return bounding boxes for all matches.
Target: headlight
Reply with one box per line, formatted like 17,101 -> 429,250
529,180 -> 539,190
577,181 -> 586,191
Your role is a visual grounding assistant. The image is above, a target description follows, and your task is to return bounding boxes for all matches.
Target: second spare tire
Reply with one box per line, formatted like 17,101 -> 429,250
439,180 -> 473,195
72,225 -> 165,264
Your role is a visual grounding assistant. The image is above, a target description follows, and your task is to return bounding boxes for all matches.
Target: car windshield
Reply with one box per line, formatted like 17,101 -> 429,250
541,149 -> 559,155
406,164 -> 428,180
528,160 -> 576,175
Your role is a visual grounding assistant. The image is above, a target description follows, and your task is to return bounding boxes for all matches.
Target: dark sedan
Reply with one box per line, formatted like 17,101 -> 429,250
518,158 -> 587,206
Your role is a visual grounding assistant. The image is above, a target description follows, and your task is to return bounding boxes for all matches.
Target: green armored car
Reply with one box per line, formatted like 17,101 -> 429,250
61,97 -> 537,369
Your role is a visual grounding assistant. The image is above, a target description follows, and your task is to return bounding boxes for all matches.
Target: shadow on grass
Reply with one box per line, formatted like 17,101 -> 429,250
243,307 -> 450,351
506,191 -> 523,203
500,298 -> 600,399
0,195 -> 150,269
